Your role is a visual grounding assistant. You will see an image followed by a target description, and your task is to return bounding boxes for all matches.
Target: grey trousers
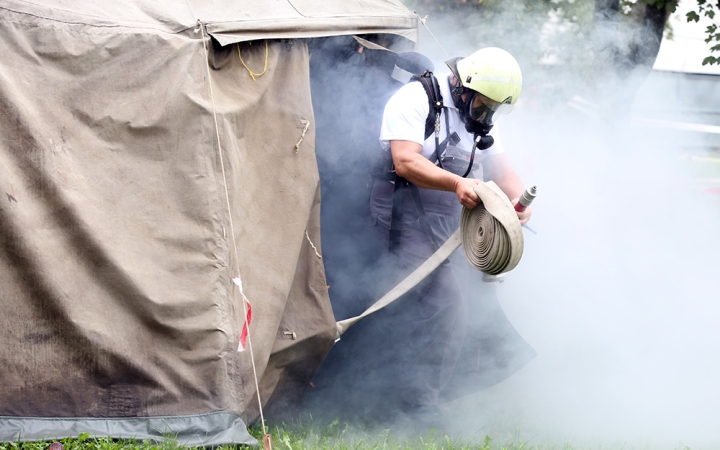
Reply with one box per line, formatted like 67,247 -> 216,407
369,179 -> 469,408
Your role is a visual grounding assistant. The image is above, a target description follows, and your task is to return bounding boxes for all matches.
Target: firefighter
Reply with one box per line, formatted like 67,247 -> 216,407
368,47 -> 532,419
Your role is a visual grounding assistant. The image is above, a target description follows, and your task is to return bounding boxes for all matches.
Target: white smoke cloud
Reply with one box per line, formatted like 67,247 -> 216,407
435,18 -> 720,448
306,3 -> 720,448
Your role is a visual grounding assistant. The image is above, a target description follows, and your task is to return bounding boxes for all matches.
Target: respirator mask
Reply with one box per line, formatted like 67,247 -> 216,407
451,83 -> 513,151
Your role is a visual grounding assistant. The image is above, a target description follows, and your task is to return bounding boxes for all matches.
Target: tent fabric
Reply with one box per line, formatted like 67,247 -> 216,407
0,0 -> 418,45
0,0 -> 414,443
0,413 -> 255,447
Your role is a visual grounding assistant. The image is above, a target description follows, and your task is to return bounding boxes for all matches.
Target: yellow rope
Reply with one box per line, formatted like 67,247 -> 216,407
238,40 -> 269,81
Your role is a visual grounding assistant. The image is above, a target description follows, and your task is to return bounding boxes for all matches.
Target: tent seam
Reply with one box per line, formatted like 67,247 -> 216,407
206,16 -> 416,25
0,5 -> 196,35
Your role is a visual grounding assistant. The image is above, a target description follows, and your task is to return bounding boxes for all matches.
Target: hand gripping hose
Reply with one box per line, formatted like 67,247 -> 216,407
336,181 -> 524,336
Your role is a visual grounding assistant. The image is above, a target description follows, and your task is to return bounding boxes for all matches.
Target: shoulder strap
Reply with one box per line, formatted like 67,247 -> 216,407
413,72 -> 444,141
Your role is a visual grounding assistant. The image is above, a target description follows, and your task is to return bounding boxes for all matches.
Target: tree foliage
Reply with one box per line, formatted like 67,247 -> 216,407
403,0 -> 595,67
686,0 -> 720,65
405,0 -> 716,69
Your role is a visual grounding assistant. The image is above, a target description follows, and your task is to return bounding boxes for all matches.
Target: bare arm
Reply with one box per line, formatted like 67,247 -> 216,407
390,140 -> 483,209
392,140 -> 532,224
483,153 -> 532,224
483,153 -> 523,199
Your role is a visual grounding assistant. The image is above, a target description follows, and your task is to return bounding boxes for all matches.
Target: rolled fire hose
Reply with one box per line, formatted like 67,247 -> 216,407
336,181 -> 525,336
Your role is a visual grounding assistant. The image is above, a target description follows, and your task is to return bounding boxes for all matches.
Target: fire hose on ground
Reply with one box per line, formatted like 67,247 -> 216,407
335,182 -> 537,337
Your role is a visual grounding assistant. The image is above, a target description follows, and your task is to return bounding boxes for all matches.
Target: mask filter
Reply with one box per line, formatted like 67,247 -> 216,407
476,134 -> 494,150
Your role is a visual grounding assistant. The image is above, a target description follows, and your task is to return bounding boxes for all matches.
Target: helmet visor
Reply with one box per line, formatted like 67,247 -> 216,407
468,93 -> 514,125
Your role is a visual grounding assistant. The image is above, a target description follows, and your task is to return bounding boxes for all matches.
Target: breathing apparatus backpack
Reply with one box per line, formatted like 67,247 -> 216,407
373,51 -> 495,252
375,69 -> 485,252
415,71 -> 481,178
374,70 -> 481,182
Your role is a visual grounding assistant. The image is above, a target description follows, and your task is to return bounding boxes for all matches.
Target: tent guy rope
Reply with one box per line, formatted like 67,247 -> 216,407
413,11 -> 450,58
198,21 -> 269,442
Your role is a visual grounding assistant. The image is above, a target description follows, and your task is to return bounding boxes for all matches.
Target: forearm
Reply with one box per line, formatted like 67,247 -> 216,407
490,167 -> 524,201
484,155 -> 531,224
483,153 -> 524,200
390,140 -> 482,209
393,151 -> 464,193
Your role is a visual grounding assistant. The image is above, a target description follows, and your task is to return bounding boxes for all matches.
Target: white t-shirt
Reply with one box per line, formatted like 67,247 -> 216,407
379,73 -> 504,164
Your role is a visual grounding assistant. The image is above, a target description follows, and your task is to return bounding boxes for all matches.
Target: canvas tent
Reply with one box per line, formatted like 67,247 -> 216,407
0,0 -> 417,446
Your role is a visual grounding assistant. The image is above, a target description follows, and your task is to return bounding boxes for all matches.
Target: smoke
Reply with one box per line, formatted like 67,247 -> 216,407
412,3 -> 720,449
305,3 -> 720,448
442,90 -> 720,448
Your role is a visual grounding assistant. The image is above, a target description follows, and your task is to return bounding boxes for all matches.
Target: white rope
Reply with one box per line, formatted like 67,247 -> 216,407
294,119 -> 310,153
305,230 -> 322,259
198,20 -> 267,435
413,12 -> 450,58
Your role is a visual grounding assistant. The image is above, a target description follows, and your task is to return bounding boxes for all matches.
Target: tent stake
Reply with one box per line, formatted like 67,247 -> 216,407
263,433 -> 273,450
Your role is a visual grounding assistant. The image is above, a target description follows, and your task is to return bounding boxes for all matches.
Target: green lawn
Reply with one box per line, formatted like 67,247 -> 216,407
0,421 -> 549,450
0,421 -> 697,450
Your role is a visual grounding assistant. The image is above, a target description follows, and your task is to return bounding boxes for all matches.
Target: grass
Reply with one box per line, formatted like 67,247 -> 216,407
0,420 -> 698,450
0,420 -> 548,450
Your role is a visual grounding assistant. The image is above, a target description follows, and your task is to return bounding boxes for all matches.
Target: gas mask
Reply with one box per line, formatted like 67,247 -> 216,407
450,83 -> 506,150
